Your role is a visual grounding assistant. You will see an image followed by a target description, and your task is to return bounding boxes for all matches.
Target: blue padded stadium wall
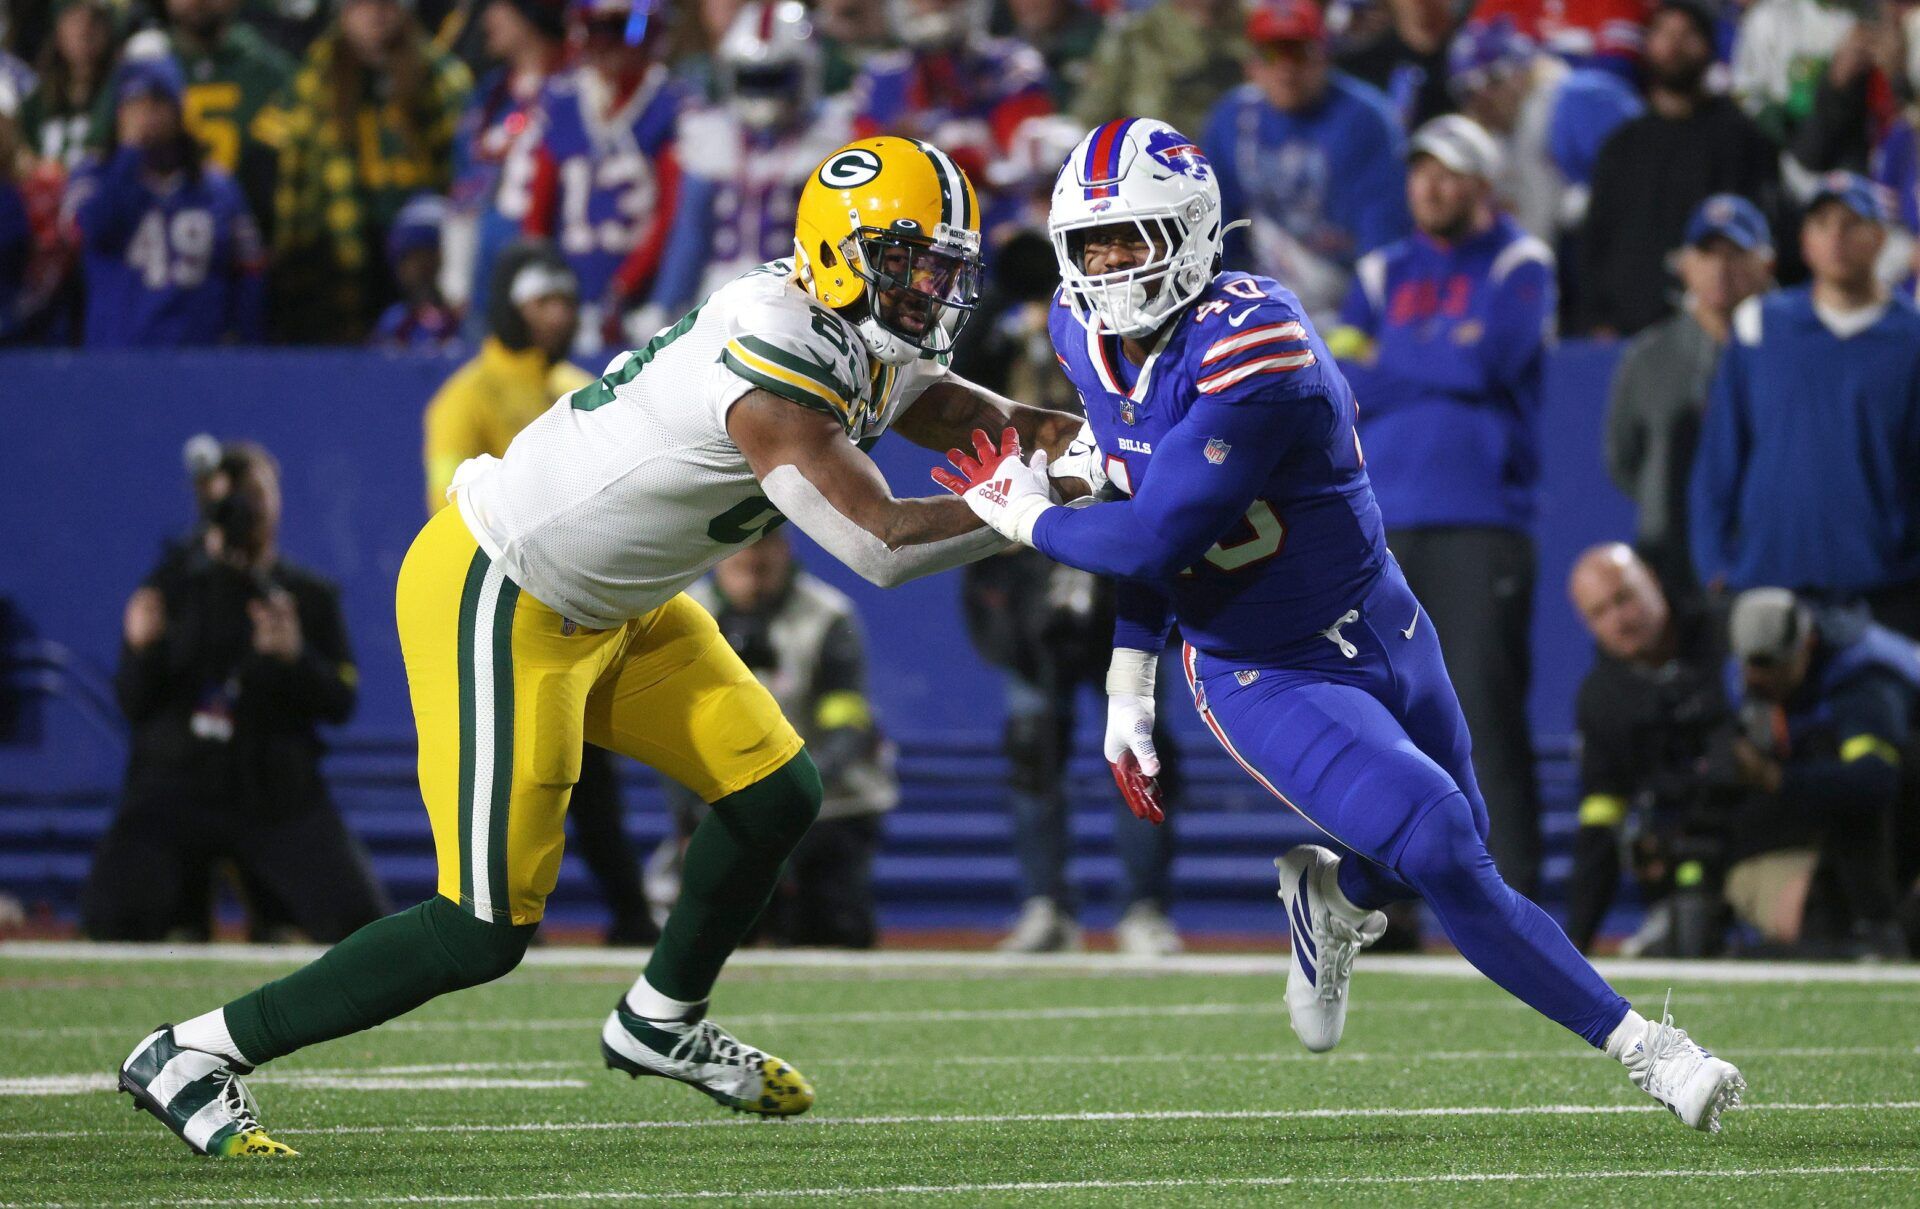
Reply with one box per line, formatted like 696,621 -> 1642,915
0,343 -> 1633,935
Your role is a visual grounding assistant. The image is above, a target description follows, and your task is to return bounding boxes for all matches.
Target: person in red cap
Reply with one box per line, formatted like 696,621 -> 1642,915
1204,0 -> 1411,325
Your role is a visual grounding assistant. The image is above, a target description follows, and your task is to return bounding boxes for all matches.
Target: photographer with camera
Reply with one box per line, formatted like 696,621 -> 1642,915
81,438 -> 388,942
1719,589 -> 1917,960
669,531 -> 897,949
1566,544 -> 1741,956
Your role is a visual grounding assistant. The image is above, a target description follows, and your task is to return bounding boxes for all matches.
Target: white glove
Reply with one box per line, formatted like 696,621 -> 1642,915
1104,647 -> 1160,777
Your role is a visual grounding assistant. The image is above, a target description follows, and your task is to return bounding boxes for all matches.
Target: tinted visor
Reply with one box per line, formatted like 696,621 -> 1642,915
858,231 -> 980,347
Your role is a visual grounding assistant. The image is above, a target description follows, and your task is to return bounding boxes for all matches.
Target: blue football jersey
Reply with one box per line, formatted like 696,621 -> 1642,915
67,150 -> 265,348
1044,271 -> 1389,660
513,66 -> 685,301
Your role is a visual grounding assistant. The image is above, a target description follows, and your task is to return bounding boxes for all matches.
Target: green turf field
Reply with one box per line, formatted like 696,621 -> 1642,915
1,946 -> 1917,1207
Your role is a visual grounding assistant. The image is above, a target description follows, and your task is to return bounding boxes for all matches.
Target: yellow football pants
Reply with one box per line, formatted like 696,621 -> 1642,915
396,506 -> 804,925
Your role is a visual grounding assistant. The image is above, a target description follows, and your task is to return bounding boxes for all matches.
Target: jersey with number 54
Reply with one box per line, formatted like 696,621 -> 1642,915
1047,270 -> 1388,658
453,259 -> 946,628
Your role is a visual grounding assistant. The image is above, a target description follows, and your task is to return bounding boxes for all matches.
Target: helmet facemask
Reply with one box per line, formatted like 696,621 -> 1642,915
1053,200 -> 1216,340
840,227 -> 981,365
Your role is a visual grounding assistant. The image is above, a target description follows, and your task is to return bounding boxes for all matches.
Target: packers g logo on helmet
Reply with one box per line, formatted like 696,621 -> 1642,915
793,136 -> 983,367
817,149 -> 883,189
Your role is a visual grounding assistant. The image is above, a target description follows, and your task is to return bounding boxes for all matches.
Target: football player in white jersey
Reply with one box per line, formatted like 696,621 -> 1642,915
118,136 -> 1083,1157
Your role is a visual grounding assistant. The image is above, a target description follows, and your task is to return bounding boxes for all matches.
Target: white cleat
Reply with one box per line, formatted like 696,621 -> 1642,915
1622,1003 -> 1746,1133
1114,902 -> 1184,958
998,897 -> 1083,954
1275,845 -> 1386,1053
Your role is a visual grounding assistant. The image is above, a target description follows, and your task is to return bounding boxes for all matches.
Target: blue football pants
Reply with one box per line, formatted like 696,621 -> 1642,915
1182,561 -> 1630,1047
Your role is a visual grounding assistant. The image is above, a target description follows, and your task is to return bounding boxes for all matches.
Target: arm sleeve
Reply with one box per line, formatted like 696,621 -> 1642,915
1778,672 -> 1908,817
1113,580 -> 1174,653
1030,390 -> 1322,580
758,463 -> 1010,589
1688,340 -> 1747,587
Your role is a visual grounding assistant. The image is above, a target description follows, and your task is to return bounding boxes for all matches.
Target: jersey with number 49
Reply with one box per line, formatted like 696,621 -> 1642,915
1047,270 -> 1388,659
453,260 -> 946,629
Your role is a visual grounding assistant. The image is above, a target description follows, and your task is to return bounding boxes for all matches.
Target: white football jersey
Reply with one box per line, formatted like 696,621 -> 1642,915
453,260 -> 946,627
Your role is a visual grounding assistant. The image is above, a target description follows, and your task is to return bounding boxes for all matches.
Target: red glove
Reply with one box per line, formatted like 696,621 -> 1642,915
1110,749 -> 1165,826
931,426 -> 1023,496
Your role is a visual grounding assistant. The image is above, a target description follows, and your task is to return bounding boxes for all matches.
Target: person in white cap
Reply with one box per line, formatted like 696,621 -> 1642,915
1329,112 -> 1557,901
1720,587 -> 1919,959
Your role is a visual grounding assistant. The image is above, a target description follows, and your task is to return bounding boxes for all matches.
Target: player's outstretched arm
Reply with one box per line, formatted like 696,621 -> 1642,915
729,389 -> 1008,588
938,394 -> 1314,581
895,375 -> 1091,498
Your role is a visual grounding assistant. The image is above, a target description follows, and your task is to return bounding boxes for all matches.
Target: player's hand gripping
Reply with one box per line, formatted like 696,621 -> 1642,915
1104,648 -> 1165,825
931,427 -> 1054,545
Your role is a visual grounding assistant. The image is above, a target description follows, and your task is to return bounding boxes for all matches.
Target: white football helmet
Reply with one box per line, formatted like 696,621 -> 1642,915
1049,117 -> 1224,339
888,0 -> 989,49
716,1 -> 821,132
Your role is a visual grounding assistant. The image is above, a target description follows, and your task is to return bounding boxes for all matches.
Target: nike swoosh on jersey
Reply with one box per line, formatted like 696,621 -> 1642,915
1401,607 -> 1420,639
1227,306 -> 1258,327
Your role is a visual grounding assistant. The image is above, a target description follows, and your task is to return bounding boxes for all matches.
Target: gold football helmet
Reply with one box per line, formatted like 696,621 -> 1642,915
793,135 -> 983,365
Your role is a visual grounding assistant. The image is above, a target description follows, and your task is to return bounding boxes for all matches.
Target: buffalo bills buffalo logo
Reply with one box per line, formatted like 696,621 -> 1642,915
1145,130 -> 1211,181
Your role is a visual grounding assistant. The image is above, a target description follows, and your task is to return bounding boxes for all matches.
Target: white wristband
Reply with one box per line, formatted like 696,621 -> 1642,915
1106,646 -> 1158,698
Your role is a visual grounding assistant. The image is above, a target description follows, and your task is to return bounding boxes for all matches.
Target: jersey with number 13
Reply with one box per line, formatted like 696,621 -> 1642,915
1050,270 -> 1388,655
452,260 -> 947,630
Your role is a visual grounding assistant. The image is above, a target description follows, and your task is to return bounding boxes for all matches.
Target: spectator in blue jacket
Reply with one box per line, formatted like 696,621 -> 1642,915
1208,0 -> 1410,324
1331,113 -> 1557,896
65,56 -> 264,347
1690,172 -> 1920,641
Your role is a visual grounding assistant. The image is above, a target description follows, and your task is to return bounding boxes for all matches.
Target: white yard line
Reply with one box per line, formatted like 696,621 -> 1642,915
8,988 -> 1918,1041
3,1098 -> 1915,1142
8,942 -> 1920,984
3,1163 -> 1918,1206
0,1073 -> 584,1096
9,1045 -> 1915,1097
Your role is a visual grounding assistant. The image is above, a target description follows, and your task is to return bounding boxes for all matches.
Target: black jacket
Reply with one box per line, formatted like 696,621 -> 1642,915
1565,603 -> 1734,948
1580,96 -> 1782,336
116,543 -> 356,816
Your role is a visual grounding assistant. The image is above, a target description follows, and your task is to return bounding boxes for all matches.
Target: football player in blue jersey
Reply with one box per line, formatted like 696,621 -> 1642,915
503,0 -> 706,355
934,116 -> 1748,1133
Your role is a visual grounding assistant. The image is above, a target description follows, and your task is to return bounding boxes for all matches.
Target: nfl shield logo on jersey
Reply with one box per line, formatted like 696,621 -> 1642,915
1120,398 -> 1137,425
1204,437 -> 1231,464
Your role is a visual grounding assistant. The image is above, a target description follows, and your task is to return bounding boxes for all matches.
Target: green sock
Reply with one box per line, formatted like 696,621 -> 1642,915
225,897 -> 535,1065
645,750 -> 822,1003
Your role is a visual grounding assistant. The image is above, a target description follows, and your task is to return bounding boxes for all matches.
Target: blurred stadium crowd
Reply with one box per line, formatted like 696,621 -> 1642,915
4,0 -> 1920,349
8,0 -> 1920,959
